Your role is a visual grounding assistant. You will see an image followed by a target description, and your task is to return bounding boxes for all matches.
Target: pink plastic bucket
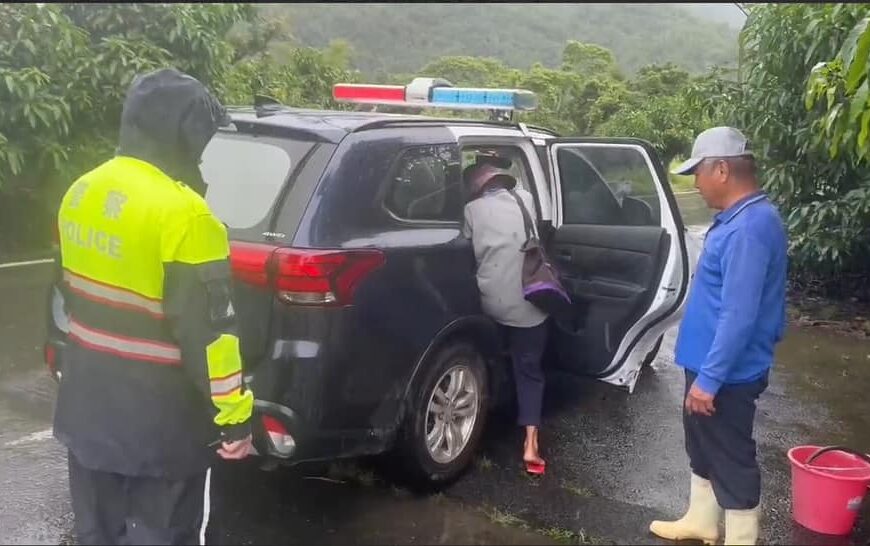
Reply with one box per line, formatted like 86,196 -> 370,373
788,445 -> 870,536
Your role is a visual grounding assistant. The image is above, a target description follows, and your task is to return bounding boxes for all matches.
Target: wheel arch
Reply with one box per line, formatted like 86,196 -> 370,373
400,315 -> 504,420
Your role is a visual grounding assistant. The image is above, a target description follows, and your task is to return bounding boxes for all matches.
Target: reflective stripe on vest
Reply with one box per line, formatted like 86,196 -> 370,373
209,370 -> 242,398
68,318 -> 181,366
64,269 -> 164,318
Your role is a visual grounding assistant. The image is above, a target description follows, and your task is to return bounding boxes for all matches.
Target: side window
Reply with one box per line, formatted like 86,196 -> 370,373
557,146 -> 661,226
385,145 -> 462,222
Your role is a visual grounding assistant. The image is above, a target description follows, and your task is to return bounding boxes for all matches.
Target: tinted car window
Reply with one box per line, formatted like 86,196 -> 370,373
557,146 -> 661,226
386,145 -> 462,222
201,134 -> 313,229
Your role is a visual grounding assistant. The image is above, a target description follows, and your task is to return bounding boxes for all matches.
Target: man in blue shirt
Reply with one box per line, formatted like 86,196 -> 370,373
649,127 -> 787,546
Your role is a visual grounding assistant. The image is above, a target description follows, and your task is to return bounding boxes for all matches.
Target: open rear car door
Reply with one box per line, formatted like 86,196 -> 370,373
543,138 -> 690,392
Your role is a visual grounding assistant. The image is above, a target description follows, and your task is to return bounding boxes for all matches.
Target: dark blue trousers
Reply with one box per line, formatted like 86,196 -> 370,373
68,451 -> 208,545
684,370 -> 768,509
502,322 -> 548,427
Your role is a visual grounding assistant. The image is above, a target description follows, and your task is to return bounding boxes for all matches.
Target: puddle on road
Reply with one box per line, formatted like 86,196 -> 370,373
776,327 -> 870,452
212,460 -> 556,546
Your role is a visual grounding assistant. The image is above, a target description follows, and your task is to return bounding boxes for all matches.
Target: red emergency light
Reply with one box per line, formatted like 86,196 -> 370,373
333,84 -> 407,105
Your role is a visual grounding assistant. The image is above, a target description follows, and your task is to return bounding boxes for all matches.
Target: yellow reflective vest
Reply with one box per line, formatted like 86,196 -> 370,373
53,155 -> 253,477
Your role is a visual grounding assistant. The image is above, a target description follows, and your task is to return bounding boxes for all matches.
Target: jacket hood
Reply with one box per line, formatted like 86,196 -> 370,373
117,67 -> 229,195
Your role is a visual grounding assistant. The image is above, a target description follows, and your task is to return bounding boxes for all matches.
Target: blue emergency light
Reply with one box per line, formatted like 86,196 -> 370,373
430,87 -> 537,110
332,78 -> 538,112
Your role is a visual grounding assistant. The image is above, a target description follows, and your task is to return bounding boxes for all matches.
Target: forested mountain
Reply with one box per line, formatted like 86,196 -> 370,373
679,3 -> 746,28
261,3 -> 739,76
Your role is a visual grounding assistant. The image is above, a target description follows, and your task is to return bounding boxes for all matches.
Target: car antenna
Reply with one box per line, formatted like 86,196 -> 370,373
254,94 -> 284,118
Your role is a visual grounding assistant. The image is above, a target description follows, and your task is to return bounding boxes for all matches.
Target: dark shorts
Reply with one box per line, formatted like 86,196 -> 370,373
683,369 -> 768,509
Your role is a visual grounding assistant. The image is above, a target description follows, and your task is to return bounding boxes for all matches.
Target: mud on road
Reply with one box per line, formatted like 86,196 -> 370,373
1,253 -> 869,545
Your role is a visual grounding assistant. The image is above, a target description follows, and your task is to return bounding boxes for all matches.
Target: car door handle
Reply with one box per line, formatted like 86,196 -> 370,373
557,250 -> 573,261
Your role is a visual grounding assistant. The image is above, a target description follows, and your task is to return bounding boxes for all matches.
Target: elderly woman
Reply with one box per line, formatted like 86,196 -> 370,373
462,161 -> 549,475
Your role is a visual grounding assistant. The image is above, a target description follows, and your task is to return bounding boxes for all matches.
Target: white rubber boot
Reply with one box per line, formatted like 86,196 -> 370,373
649,474 -> 721,545
724,507 -> 760,545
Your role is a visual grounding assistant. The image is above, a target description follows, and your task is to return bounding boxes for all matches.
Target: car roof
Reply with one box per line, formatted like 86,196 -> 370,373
226,107 -> 557,143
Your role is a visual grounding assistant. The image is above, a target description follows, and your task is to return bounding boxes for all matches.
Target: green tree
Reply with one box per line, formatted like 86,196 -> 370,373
227,14 -> 286,63
561,41 -> 621,79
730,4 -> 870,279
61,3 -> 253,98
806,14 -> 870,162
223,46 -> 358,110
0,3 -> 251,257
598,62 -> 727,166
631,63 -> 691,97
418,56 -> 520,88
596,94 -> 700,166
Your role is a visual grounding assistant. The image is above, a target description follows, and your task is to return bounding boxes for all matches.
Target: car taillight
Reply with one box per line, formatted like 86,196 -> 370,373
229,243 -> 385,306
262,415 -> 295,456
229,242 -> 272,287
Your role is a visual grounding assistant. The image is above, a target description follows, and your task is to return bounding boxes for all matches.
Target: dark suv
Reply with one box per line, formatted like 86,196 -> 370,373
47,81 -> 692,485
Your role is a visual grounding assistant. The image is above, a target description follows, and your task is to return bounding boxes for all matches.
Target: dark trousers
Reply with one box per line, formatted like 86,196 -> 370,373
68,451 -> 210,545
683,370 -> 768,510
502,321 -> 548,427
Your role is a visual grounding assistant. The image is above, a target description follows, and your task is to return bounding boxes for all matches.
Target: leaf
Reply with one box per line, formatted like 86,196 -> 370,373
839,16 -> 870,92
8,149 -> 22,175
858,109 -> 870,151
850,79 -> 869,122
825,103 -> 843,134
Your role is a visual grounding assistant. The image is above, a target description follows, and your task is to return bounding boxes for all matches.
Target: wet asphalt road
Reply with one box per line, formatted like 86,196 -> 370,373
2,232 -> 869,545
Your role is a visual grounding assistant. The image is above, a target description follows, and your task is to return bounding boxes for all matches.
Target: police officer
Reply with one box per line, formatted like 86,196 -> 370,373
52,68 -> 254,545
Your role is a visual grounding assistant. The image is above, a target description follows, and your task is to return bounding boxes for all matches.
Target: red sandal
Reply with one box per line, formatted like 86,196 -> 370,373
525,459 -> 546,476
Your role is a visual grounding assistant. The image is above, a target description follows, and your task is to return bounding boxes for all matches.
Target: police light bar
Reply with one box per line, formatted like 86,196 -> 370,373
333,78 -> 537,111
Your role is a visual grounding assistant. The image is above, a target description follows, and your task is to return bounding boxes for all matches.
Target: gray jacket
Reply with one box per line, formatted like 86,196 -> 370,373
463,188 -> 548,328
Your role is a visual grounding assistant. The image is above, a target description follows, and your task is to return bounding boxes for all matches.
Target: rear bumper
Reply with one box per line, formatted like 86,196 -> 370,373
242,303 -> 418,465
250,399 -> 396,464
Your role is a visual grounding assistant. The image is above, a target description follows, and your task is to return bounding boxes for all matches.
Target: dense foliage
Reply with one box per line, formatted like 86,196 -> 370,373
2,3 -> 869,297
0,3 -> 253,256
693,4 -> 870,290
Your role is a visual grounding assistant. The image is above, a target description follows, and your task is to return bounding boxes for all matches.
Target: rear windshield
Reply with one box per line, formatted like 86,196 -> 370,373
200,133 -> 314,229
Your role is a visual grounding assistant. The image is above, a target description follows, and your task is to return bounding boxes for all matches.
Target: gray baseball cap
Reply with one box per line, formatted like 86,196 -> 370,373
672,126 -> 753,175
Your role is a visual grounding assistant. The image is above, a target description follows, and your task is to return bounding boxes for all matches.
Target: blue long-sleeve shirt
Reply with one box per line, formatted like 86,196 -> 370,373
675,192 -> 788,395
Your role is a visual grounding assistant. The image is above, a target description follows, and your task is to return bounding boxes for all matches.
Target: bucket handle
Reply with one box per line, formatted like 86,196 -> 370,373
806,446 -> 870,467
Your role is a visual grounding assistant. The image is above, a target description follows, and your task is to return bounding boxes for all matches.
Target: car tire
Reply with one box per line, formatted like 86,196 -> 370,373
398,341 -> 488,489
